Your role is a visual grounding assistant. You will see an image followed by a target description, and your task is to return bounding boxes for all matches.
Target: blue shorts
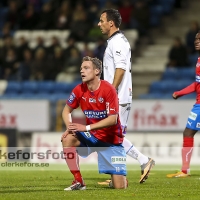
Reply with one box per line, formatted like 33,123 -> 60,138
186,104 -> 200,130
75,131 -> 127,176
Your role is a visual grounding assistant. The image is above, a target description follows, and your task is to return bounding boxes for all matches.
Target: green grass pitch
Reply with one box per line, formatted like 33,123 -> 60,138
0,164 -> 200,200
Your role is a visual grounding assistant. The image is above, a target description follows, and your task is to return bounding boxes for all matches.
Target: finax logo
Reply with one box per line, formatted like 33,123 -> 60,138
133,102 -> 178,129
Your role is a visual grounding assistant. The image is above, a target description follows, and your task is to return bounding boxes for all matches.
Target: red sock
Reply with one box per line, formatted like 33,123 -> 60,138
63,147 -> 84,184
181,137 -> 194,174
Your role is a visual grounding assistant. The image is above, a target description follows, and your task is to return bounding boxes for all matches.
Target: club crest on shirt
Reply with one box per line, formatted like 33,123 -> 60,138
98,97 -> 104,103
67,92 -> 76,104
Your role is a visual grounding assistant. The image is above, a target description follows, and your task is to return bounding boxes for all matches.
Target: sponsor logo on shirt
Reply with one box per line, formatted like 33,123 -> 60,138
98,97 -> 104,103
187,121 -> 192,126
111,156 -> 126,164
84,110 -> 107,119
67,92 -> 76,104
196,123 -> 200,128
89,98 -> 96,103
188,111 -> 197,120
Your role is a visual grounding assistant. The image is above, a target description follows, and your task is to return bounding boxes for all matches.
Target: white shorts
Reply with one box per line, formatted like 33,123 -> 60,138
119,103 -> 131,134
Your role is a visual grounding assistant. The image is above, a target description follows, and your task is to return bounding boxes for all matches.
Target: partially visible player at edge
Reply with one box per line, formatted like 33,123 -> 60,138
98,8 -> 155,184
167,31 -> 200,178
61,56 -> 127,190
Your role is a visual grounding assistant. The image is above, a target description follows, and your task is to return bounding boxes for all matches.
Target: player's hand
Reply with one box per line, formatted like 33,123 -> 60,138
61,129 -> 75,142
68,123 -> 87,132
61,130 -> 69,142
172,92 -> 178,99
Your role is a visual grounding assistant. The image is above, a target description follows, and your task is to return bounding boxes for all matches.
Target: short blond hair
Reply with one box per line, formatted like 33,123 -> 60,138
82,56 -> 102,76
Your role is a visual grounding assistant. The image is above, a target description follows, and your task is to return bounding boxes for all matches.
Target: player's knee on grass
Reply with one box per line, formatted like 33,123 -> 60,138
111,175 -> 127,189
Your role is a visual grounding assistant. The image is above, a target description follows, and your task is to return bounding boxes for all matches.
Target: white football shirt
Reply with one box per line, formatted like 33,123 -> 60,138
103,31 -> 132,104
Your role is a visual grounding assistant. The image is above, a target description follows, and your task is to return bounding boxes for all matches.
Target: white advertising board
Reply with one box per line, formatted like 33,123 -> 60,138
0,100 -> 50,131
126,132 -> 200,164
128,100 -> 195,131
31,132 -> 200,164
31,132 -> 97,164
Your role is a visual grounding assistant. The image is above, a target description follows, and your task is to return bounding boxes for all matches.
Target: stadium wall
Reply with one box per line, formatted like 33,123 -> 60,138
30,132 -> 200,165
0,99 -> 195,132
0,100 -> 50,131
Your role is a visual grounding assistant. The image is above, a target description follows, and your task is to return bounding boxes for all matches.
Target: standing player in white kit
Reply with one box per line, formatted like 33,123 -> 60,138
98,8 -> 155,184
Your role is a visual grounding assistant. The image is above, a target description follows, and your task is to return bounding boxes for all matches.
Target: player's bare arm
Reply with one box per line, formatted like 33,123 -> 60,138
62,104 -> 74,128
172,82 -> 196,100
112,68 -> 125,89
68,115 -> 118,132
61,105 -> 76,142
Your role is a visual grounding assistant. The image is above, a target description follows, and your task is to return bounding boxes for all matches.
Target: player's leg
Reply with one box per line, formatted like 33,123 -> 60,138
98,144 -> 127,189
120,104 -> 148,163
119,103 -> 155,183
167,127 -> 197,178
167,105 -> 199,178
123,137 -> 148,164
111,174 -> 127,189
181,128 -> 196,174
62,133 -> 86,190
180,106 -> 200,176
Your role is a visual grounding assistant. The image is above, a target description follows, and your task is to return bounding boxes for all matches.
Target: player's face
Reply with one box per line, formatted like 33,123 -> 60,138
80,61 -> 96,83
194,33 -> 200,51
98,13 -> 111,35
